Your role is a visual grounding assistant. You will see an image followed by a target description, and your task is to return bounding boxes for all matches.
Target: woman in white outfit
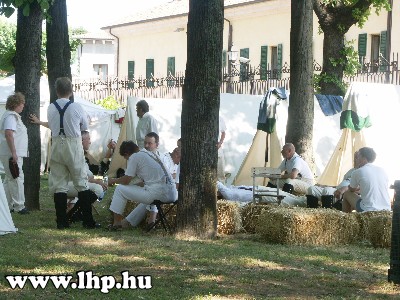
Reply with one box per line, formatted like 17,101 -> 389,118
0,93 -> 29,214
0,178 -> 18,235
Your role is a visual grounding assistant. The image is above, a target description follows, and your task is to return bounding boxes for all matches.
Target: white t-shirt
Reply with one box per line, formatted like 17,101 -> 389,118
279,153 -> 313,180
2,114 -> 17,131
349,163 -> 391,211
125,150 -> 166,186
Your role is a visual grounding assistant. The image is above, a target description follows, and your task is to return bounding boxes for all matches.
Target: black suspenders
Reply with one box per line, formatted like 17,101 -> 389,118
53,100 -> 72,136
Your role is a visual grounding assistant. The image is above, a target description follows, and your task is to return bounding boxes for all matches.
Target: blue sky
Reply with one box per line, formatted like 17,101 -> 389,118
66,0 -> 169,31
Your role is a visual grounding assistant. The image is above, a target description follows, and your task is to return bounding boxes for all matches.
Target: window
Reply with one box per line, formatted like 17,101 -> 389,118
370,34 -> 380,72
146,59 -> 154,87
93,64 -> 108,79
271,44 -> 283,79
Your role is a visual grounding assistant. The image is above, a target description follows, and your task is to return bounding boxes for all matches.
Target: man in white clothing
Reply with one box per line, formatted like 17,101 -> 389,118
342,147 -> 391,212
270,143 -> 314,194
47,77 -> 98,229
108,132 -> 177,229
135,100 -> 159,149
307,151 -> 359,203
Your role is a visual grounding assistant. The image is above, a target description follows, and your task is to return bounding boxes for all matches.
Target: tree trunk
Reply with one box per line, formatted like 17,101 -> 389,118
287,0 -> 314,166
319,28 -> 346,95
176,0 -> 223,238
46,0 -> 72,103
14,2 -> 43,210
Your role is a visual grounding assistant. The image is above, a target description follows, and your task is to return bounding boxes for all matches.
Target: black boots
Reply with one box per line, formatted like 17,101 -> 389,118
78,189 -> 101,229
67,190 -> 98,224
54,192 -> 69,229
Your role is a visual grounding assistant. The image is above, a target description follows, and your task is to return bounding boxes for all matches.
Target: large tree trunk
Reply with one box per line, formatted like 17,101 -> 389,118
319,28 -> 345,95
176,0 -> 223,238
14,3 -> 43,210
287,0 -> 314,166
46,0 -> 72,103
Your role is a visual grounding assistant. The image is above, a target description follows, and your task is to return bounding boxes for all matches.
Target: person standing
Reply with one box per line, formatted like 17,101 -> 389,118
0,93 -> 29,214
47,77 -> 99,229
342,147 -> 391,212
135,100 -> 159,149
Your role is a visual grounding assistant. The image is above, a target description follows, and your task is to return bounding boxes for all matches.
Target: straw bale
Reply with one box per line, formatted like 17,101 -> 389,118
355,211 -> 392,242
240,203 -> 278,233
361,211 -> 392,248
256,207 -> 359,245
217,200 -> 242,235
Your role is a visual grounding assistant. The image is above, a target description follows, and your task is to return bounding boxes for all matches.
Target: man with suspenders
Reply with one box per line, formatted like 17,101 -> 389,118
47,77 -> 99,229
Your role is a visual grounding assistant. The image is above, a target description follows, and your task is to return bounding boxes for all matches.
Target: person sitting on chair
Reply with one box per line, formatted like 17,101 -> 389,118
107,132 -> 177,230
269,143 -> 314,195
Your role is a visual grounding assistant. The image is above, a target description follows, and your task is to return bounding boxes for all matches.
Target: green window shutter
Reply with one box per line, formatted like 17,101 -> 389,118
358,33 -> 367,57
222,50 -> 227,68
240,48 -> 249,81
146,59 -> 154,87
167,57 -> 175,87
380,30 -> 388,71
127,61 -> 135,88
277,43 -> 283,80
260,46 -> 268,80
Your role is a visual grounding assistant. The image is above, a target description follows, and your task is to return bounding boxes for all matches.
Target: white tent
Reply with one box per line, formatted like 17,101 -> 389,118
319,82 -> 400,187
0,75 -> 121,173
233,93 -> 342,186
107,93 -> 341,186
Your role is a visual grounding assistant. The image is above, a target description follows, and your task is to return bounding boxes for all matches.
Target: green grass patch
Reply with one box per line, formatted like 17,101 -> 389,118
0,175 -> 399,299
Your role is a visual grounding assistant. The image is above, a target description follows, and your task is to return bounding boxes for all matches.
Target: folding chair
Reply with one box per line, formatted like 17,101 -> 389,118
146,200 -> 178,233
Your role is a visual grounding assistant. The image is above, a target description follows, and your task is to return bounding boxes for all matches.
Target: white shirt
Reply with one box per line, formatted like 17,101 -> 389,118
47,98 -> 88,137
279,152 -> 313,181
336,168 -> 355,189
125,149 -> 166,186
136,112 -> 159,149
2,114 -> 17,131
161,152 -> 178,180
349,163 -> 391,211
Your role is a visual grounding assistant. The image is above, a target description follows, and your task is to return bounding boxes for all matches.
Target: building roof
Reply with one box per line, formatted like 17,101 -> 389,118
73,30 -> 115,40
101,0 -> 265,29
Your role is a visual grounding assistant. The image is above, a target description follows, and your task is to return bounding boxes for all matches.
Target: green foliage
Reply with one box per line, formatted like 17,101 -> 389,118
69,27 -> 86,64
95,95 -> 122,110
0,0 -> 52,17
314,73 -> 348,95
0,18 -> 16,73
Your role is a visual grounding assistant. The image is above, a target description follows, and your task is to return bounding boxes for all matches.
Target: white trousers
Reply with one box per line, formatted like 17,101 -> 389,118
277,178 -> 313,195
109,183 -> 175,215
0,156 -> 25,211
307,185 -> 336,200
49,137 -> 88,193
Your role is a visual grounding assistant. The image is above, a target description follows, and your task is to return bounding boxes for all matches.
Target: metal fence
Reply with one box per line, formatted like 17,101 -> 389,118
73,53 -> 399,104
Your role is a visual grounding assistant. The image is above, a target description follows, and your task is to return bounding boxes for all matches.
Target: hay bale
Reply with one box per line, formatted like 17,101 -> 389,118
240,203 -> 278,233
366,211 -> 392,248
217,200 -> 242,235
256,207 -> 359,245
355,211 -> 392,242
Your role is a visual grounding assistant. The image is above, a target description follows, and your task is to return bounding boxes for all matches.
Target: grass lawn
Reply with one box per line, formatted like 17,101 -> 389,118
1,175 -> 400,299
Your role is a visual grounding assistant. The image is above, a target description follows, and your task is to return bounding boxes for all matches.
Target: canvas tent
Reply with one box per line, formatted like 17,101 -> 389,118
233,92 -> 342,186
319,82 -> 400,187
107,93 -> 342,186
0,75 -> 121,173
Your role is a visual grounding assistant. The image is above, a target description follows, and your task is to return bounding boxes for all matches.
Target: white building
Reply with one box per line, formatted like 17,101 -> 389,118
100,0 -> 399,80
